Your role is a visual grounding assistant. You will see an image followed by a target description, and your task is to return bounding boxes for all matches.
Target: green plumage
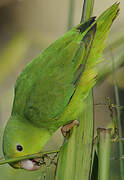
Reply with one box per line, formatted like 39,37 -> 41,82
13,18 -> 96,129
2,3 -> 119,169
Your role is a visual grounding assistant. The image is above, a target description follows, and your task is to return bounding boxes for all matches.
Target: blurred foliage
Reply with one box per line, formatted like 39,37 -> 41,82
0,34 -> 31,85
97,35 -> 124,84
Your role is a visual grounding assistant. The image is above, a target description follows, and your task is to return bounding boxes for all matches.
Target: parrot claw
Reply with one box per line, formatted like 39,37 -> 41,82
61,120 -> 79,137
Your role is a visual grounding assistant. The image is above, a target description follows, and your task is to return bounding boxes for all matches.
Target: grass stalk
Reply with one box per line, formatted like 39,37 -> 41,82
67,0 -> 75,30
97,128 -> 112,180
55,92 -> 94,180
81,0 -> 94,23
0,149 -> 60,165
112,53 -> 124,180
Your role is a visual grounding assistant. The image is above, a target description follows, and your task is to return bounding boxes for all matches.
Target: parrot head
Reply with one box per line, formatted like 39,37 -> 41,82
2,114 -> 51,171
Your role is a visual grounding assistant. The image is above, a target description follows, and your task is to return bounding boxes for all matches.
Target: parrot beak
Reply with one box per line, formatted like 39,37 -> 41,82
20,158 -> 43,171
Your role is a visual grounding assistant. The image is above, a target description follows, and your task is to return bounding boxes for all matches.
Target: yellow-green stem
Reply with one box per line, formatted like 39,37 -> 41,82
98,128 -> 112,180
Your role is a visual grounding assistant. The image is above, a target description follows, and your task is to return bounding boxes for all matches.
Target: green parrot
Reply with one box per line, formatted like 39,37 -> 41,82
2,3 -> 119,171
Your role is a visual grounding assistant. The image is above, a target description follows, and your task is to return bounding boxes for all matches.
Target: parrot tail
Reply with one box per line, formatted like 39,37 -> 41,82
75,3 -> 119,100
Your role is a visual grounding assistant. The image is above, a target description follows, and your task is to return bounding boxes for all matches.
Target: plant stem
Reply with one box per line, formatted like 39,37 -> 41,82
67,0 -> 75,30
81,0 -> 94,23
0,149 -> 60,165
112,53 -> 124,180
55,92 -> 94,180
97,128 -> 112,180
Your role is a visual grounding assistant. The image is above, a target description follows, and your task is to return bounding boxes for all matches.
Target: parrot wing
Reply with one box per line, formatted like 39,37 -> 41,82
12,3 -> 119,130
24,23 -> 96,127
12,17 -> 96,126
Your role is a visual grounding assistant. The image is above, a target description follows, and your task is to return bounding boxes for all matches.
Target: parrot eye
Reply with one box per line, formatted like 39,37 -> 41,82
16,144 -> 23,152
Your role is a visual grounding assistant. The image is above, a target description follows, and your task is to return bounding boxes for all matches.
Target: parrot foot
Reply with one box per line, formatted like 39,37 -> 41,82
61,120 -> 79,137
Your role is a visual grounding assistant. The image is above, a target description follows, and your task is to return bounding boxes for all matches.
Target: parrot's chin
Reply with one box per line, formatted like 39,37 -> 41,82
20,159 -> 41,171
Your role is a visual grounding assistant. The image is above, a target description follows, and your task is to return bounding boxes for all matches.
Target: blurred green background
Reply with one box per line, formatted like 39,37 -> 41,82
0,0 -> 124,179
